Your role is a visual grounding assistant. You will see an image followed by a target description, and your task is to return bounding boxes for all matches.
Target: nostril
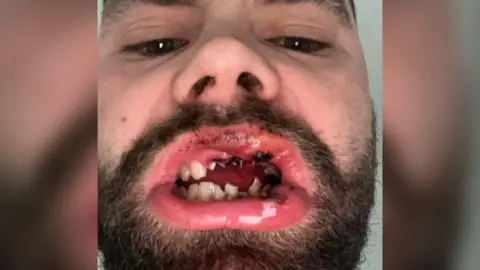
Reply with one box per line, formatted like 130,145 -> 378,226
192,76 -> 215,96
237,72 -> 262,92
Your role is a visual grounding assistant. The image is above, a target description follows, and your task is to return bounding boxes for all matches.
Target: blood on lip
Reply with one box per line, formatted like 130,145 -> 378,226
143,124 -> 316,196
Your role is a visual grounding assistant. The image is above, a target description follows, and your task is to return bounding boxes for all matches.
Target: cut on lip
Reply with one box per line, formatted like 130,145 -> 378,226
143,124 -> 316,196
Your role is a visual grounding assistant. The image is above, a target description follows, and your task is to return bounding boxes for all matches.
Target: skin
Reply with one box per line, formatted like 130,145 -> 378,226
0,1 -> 97,269
383,1 -> 464,269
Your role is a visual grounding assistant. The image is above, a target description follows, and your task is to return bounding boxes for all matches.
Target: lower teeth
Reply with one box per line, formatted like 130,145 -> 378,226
177,181 -> 272,201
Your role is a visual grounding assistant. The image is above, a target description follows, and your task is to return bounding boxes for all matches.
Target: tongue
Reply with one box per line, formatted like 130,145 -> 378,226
189,163 -> 269,191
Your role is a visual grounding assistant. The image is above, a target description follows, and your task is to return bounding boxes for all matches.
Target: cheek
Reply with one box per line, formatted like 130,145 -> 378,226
276,63 -> 371,168
99,67 -> 177,158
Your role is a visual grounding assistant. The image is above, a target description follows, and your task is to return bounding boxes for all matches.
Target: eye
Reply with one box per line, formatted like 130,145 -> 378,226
121,38 -> 189,57
266,36 -> 331,54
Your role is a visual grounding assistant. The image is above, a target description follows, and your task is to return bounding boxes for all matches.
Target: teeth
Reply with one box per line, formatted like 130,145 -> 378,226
261,184 -> 272,193
179,187 -> 188,198
259,192 -> 268,197
180,164 -> 191,181
265,165 -> 281,177
198,182 -> 215,201
224,183 -> 239,199
208,162 -> 216,171
187,184 -> 199,200
248,177 -> 261,196
190,161 -> 207,180
212,184 -> 225,200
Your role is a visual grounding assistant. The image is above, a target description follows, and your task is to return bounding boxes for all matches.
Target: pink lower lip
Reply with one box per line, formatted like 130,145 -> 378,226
149,184 -> 310,231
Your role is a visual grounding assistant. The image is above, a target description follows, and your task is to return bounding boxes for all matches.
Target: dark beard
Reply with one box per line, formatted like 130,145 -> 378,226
98,95 -> 377,270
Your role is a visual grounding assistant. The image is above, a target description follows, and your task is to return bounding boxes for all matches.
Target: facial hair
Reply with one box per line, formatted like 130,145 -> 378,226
99,95 -> 377,270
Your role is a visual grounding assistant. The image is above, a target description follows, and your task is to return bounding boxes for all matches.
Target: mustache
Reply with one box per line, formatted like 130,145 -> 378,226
107,94 -> 339,192
140,95 -> 324,149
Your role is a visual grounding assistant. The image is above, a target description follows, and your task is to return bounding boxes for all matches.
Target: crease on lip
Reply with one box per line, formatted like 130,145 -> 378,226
143,125 -> 316,195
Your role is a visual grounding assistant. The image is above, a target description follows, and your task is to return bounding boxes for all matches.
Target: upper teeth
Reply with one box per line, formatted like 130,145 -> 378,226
208,162 -> 216,171
264,165 -> 280,177
180,164 -> 191,181
189,161 -> 206,180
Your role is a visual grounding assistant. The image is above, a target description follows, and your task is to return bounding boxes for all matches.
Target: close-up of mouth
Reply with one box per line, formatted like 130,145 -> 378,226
144,124 -> 315,231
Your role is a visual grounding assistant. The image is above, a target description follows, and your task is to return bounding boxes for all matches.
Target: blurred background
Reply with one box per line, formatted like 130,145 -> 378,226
384,0 -> 479,270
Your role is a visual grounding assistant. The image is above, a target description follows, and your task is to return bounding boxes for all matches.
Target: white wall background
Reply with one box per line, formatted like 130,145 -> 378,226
454,0 -> 480,269
354,0 -> 383,269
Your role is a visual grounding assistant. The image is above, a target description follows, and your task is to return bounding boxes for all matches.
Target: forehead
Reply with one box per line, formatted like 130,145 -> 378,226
101,0 -> 355,28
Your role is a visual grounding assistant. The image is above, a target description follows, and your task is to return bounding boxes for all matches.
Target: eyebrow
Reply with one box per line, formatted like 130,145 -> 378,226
102,0 -> 354,28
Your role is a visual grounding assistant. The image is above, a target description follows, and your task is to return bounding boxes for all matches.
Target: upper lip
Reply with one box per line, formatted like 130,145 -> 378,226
142,124 -> 316,195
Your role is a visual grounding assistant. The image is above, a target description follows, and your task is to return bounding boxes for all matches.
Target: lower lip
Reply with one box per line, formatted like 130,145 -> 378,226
149,184 -> 311,231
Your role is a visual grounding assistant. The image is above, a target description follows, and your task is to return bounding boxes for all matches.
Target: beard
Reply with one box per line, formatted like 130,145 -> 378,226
98,95 -> 377,270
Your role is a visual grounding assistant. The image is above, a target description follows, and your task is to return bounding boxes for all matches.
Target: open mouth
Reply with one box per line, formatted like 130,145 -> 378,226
145,124 -> 314,231
173,152 -> 282,201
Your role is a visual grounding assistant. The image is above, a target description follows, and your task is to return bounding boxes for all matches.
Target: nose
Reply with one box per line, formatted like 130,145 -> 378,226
172,37 -> 280,105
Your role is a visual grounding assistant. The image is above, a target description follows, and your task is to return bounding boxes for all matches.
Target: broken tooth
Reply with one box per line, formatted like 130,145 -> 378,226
179,187 -> 188,198
238,192 -> 248,198
187,184 -> 199,200
264,165 -> 281,177
180,164 -> 191,181
248,177 -> 261,196
261,184 -> 272,193
224,183 -> 239,198
212,184 -> 225,200
208,162 -> 216,171
198,182 -> 215,201
190,161 -> 207,180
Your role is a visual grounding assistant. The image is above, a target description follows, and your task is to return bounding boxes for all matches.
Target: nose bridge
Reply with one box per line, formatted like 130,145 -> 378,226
172,36 -> 279,105
197,37 -> 252,76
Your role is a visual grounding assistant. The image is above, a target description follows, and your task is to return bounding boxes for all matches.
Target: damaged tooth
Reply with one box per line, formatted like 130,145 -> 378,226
198,182 -> 215,201
248,177 -> 261,196
208,162 -> 216,171
180,164 -> 191,181
265,165 -> 281,185
261,184 -> 272,193
179,187 -> 188,198
224,183 -> 239,198
212,184 -> 225,200
187,184 -> 199,200
265,165 -> 281,177
190,161 -> 207,180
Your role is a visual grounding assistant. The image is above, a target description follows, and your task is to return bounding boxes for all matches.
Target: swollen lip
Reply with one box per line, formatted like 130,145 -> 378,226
149,184 -> 310,231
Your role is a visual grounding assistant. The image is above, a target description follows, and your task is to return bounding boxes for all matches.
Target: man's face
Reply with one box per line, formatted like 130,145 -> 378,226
98,0 -> 376,269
